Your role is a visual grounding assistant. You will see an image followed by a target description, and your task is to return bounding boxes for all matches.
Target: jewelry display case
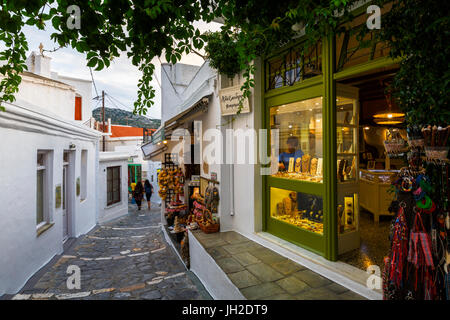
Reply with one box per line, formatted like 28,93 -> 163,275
359,169 -> 398,223
336,85 -> 361,255
270,97 -> 324,183
270,187 -> 324,235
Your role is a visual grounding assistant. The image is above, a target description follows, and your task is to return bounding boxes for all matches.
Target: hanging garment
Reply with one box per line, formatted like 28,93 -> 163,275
408,210 -> 434,269
389,204 -> 409,289
407,209 -> 436,300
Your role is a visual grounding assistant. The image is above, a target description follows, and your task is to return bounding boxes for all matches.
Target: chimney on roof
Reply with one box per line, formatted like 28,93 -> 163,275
26,46 -> 52,78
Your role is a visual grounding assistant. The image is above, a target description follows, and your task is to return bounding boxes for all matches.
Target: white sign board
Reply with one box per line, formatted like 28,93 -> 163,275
219,85 -> 250,116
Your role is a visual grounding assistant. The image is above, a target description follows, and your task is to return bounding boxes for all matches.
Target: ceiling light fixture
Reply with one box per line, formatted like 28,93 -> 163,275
373,80 -> 405,125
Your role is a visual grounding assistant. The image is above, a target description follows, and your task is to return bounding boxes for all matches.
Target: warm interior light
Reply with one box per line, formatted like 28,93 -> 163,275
364,127 -> 370,130
163,140 -> 168,144
373,80 -> 405,125
373,111 -> 405,125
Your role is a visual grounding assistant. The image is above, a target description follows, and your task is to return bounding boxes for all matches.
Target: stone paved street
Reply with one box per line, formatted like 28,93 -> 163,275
8,204 -> 211,300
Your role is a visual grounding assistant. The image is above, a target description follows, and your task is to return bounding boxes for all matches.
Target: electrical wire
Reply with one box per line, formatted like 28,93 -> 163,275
89,67 -> 99,99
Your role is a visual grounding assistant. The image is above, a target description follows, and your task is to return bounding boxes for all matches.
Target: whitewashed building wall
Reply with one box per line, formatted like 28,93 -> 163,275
0,99 -> 101,295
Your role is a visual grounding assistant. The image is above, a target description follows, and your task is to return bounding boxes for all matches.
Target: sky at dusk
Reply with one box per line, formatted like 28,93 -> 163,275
17,20 -> 222,120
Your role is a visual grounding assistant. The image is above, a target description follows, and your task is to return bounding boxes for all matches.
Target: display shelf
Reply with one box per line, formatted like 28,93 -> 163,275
336,85 -> 360,255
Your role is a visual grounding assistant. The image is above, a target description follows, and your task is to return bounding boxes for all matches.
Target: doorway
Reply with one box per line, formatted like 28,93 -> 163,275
62,151 -> 73,242
336,67 -> 403,272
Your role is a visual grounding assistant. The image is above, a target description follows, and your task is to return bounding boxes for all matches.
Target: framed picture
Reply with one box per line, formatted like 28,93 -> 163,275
367,160 -> 375,170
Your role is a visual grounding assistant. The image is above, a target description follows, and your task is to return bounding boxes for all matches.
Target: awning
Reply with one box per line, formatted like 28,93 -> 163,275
140,94 -> 210,161
141,143 -> 168,161
164,95 -> 210,135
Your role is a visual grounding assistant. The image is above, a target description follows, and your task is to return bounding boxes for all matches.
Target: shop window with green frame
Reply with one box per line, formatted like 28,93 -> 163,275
262,3 -> 399,261
270,97 -> 324,183
263,37 -> 327,256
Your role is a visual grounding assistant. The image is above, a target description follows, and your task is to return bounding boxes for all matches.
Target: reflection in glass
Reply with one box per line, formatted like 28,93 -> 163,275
270,187 -> 323,235
270,97 -> 323,183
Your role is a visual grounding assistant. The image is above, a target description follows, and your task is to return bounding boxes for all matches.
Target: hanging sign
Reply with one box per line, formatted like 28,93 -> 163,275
219,85 -> 250,116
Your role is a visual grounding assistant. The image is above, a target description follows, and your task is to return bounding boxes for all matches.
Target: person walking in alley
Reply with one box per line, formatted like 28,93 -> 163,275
144,179 -> 153,210
133,181 -> 144,210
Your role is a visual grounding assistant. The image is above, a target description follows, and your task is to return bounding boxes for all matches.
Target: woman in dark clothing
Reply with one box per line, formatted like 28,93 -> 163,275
144,179 -> 153,210
133,181 -> 144,210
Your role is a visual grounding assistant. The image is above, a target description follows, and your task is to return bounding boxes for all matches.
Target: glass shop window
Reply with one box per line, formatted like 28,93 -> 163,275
270,97 -> 323,183
270,187 -> 324,235
266,42 -> 322,91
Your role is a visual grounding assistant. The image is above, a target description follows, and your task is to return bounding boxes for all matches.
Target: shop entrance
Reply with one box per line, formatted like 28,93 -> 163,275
336,66 -> 404,271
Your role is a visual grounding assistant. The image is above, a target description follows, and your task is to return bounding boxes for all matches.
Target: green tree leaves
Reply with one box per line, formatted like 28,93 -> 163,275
0,0 -> 448,126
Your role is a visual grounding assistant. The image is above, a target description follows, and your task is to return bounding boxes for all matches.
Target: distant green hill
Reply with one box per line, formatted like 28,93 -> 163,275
93,107 -> 161,129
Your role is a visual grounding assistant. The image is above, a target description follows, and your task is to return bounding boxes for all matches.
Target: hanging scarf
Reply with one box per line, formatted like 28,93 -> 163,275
389,205 -> 409,288
407,208 -> 436,299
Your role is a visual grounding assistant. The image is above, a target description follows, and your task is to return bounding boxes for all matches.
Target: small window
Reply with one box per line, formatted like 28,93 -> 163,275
75,96 -> 82,121
80,150 -> 87,201
107,166 -> 121,206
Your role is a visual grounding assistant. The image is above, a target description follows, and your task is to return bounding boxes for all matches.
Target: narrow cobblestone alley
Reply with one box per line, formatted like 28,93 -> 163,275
7,204 -> 211,300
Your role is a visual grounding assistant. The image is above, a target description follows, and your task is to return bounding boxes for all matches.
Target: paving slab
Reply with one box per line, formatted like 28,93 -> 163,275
292,269 -> 333,288
241,282 -> 285,300
219,232 -> 250,244
216,257 -> 245,274
233,252 -> 261,267
206,247 -> 231,260
250,248 -> 287,265
275,276 -> 310,295
228,270 -> 261,289
246,263 -> 284,282
222,242 -> 255,255
271,259 -> 305,275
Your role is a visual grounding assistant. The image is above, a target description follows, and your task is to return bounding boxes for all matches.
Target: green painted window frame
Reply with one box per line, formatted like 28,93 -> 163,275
260,2 -> 401,261
262,39 -> 330,257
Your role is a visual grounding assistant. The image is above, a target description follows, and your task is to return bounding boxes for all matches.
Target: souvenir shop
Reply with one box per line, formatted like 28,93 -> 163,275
149,88 -> 223,268
261,5 -> 449,299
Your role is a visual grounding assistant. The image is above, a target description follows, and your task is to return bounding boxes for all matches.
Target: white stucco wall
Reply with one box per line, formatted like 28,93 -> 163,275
0,100 -> 100,295
217,59 -> 263,236
53,74 -> 93,123
161,63 -> 202,123
97,153 -> 130,224
14,73 -> 77,121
